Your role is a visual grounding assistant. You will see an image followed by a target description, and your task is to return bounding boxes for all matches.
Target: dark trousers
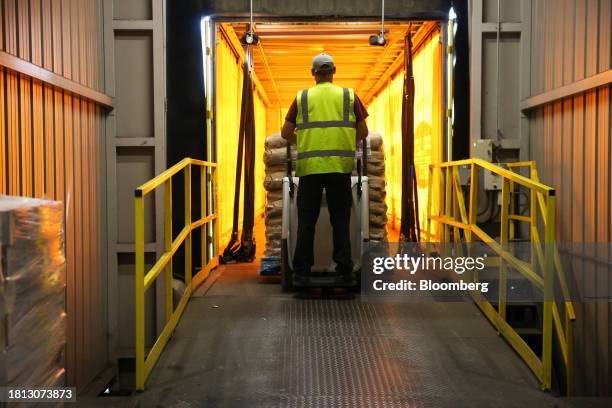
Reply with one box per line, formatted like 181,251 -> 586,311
293,172 -> 353,276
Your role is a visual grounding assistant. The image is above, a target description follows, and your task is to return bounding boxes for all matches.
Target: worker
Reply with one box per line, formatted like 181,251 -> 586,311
281,53 -> 369,287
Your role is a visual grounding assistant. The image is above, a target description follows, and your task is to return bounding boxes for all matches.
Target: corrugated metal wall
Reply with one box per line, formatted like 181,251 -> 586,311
526,0 -> 611,396
0,0 -> 108,389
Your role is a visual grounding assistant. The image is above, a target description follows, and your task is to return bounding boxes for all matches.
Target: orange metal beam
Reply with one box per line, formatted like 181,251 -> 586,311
363,21 -> 439,105
356,25 -> 409,96
253,28 -> 282,106
225,21 -> 429,109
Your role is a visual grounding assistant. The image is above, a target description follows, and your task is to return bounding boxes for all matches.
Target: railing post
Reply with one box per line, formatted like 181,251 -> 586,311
213,167 -> 219,256
467,162 -> 478,285
468,163 -> 478,242
184,163 -> 192,286
566,312 -> 574,395
542,192 -> 556,390
201,166 -> 207,271
438,167 -> 445,242
426,165 -> 433,240
134,193 -> 145,391
499,178 -> 510,323
452,169 -> 461,243
206,167 -> 213,262
530,164 -> 538,273
454,195 -> 462,243
444,167 -> 452,242
164,179 -> 173,321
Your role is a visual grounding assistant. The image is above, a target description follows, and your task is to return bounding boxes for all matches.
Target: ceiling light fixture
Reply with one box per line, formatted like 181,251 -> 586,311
240,0 -> 259,45
369,0 -> 387,46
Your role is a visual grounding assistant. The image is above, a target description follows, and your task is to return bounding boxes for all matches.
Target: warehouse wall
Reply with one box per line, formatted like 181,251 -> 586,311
367,28 -> 443,235
215,33 -> 268,245
524,0 -> 611,397
0,0 -> 108,389
102,0 -> 167,363
470,0 -> 527,155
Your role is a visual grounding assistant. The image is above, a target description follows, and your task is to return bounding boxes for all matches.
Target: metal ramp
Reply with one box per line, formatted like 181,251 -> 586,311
126,157 -> 592,406
129,264 -> 568,407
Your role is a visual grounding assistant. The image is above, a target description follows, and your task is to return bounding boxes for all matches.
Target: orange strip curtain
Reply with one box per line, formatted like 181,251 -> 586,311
215,36 -> 268,244
366,30 -> 443,238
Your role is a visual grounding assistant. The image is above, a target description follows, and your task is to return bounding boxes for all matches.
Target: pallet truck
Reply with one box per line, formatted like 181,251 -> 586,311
280,140 -> 369,292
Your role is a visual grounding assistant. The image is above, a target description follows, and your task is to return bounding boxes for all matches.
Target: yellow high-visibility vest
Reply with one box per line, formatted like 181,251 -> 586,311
295,82 -> 357,176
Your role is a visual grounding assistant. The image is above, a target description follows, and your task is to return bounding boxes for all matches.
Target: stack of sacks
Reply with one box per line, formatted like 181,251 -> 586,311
263,132 -> 292,258
263,131 -> 388,257
362,132 -> 388,242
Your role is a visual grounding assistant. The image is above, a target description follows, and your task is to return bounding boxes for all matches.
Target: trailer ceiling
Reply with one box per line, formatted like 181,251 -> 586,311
227,21 -> 424,107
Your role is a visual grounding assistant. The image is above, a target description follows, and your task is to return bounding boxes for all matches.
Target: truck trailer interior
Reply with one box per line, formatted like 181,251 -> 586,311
214,20 -> 444,244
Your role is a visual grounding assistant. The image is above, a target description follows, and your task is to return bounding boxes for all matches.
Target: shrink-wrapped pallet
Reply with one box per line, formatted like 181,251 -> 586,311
0,196 -> 66,390
263,131 -> 388,257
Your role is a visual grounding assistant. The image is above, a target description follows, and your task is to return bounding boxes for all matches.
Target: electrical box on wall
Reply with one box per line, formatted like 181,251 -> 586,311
484,170 -> 502,191
473,139 -> 501,191
473,139 -> 493,161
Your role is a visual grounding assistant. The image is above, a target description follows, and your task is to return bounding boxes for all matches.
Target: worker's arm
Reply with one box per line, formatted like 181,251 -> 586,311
281,121 -> 297,144
356,120 -> 368,143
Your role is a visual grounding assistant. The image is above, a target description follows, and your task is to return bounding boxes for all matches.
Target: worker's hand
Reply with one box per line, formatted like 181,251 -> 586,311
286,132 -> 297,145
281,121 -> 297,142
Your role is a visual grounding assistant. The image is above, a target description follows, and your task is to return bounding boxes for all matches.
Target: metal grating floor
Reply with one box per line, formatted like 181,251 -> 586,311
91,264 -> 611,408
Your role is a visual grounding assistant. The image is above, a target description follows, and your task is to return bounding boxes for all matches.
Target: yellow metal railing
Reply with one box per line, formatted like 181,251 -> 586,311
426,158 -> 576,394
134,157 -> 218,391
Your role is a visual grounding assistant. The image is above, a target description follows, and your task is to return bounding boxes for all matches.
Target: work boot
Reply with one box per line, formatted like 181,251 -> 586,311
338,271 -> 357,287
293,273 -> 309,287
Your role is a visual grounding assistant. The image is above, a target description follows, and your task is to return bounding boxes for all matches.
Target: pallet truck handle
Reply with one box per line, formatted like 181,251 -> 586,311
362,137 -> 368,177
356,138 -> 367,197
357,155 -> 362,197
286,140 -> 295,197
